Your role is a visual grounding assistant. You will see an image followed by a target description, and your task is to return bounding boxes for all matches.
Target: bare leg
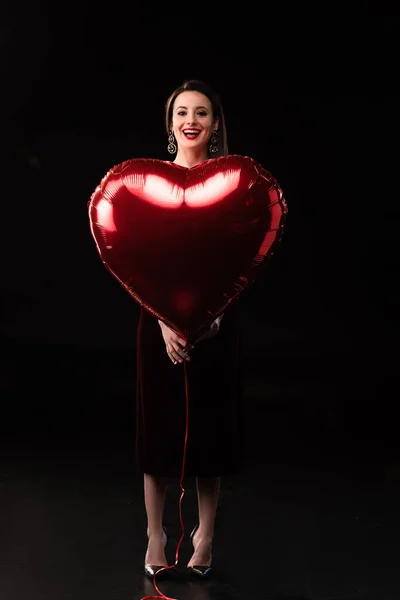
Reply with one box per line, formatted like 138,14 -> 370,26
144,473 -> 169,566
187,476 -> 221,567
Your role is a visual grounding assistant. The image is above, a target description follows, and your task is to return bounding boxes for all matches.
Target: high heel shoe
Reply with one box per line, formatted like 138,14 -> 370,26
187,524 -> 212,578
144,525 -> 169,579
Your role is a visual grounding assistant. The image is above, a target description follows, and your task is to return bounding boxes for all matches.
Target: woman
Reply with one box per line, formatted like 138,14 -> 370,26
136,79 -> 246,579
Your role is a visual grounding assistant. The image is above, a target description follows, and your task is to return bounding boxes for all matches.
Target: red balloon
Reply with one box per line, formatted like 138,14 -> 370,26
88,155 -> 288,341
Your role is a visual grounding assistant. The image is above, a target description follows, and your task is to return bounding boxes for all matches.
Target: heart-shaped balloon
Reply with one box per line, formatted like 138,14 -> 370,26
88,154 -> 287,341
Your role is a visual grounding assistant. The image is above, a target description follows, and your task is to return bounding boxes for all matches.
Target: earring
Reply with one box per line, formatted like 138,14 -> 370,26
167,131 -> 177,154
209,130 -> 219,154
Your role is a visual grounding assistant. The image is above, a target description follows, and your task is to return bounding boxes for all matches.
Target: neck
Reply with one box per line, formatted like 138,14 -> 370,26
173,147 -> 209,169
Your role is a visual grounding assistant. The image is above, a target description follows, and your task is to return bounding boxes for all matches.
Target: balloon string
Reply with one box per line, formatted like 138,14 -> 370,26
140,358 -> 190,600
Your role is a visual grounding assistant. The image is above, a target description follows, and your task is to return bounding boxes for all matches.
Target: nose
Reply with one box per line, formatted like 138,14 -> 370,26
186,114 -> 198,125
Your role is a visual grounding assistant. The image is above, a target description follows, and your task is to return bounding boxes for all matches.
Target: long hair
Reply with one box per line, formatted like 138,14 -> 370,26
165,79 -> 229,158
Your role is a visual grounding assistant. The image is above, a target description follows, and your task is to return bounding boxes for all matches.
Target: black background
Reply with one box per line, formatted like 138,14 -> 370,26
1,2 -> 399,466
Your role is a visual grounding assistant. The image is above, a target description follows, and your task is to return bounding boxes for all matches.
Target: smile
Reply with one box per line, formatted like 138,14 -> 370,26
182,129 -> 201,139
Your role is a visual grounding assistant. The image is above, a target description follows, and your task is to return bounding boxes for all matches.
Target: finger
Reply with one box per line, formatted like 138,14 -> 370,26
174,344 -> 192,361
168,353 -> 178,365
176,342 -> 191,356
175,335 -> 194,351
167,350 -> 178,365
168,344 -> 183,363
182,342 -> 195,353
166,344 -> 176,363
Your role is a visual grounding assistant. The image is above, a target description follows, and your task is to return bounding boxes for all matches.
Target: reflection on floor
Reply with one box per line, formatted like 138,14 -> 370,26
1,442 -> 400,600
1,344 -> 399,599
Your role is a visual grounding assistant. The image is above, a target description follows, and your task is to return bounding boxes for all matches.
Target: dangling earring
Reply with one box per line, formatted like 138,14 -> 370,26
209,130 -> 219,154
167,130 -> 177,154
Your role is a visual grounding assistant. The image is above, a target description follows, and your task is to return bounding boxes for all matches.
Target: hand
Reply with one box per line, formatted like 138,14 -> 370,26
158,321 -> 194,365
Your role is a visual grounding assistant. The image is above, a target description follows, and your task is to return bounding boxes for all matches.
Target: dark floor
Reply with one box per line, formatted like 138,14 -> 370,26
1,343 -> 400,600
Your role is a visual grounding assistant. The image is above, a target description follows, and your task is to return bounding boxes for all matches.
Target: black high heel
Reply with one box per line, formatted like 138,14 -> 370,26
144,525 -> 169,579
187,524 -> 212,578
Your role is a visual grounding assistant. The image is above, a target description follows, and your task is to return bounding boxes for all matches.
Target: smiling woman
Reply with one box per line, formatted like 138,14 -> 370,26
134,79 -> 286,582
88,78 -> 287,582
135,80 -> 248,580
165,79 -> 229,166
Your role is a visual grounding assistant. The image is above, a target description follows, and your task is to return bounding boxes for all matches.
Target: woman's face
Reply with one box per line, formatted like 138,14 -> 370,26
171,91 -> 218,153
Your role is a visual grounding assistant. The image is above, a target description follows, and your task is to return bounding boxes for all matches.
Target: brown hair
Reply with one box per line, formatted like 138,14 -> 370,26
165,79 -> 228,158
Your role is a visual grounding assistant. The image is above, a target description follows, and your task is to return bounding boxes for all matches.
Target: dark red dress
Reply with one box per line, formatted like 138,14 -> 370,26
135,301 -> 246,478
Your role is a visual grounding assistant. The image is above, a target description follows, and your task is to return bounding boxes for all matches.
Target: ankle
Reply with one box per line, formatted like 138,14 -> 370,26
195,525 -> 214,541
147,525 -> 165,538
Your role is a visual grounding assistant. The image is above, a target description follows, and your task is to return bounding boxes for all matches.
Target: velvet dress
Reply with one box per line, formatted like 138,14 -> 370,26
135,300 -> 246,478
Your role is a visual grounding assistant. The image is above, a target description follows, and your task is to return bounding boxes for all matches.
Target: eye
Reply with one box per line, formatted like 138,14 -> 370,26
198,111 -> 207,117
177,110 -> 186,116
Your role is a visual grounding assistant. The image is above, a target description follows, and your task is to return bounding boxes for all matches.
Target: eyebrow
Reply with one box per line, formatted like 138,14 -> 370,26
175,105 -> 209,110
